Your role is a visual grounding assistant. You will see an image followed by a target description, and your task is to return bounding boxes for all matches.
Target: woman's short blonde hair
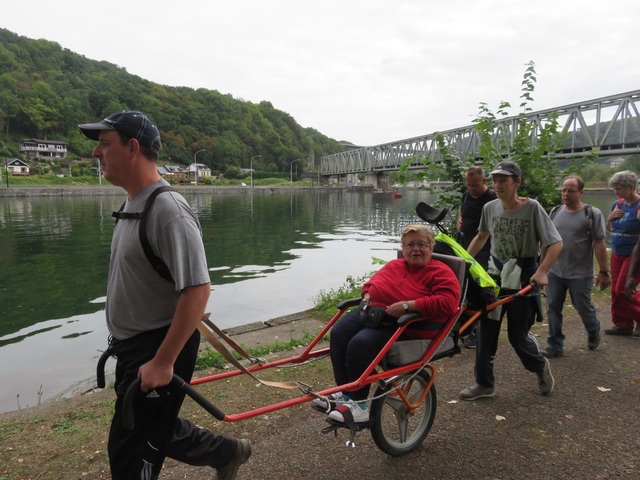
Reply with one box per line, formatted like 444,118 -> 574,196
401,224 -> 435,246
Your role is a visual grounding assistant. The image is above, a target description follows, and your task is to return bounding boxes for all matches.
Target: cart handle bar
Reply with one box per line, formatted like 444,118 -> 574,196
123,375 -> 226,430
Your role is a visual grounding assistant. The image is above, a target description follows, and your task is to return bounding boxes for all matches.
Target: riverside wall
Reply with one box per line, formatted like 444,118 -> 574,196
0,185 -> 329,197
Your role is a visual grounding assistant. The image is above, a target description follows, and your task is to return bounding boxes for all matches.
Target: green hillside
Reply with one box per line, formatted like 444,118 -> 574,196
0,28 -> 344,175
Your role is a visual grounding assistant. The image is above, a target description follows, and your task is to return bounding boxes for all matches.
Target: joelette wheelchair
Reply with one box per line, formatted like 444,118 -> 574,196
97,205 -> 532,456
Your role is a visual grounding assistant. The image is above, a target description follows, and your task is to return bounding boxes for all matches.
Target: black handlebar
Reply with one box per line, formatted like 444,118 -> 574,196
122,375 -> 226,430
97,351 -> 225,429
96,347 -> 113,389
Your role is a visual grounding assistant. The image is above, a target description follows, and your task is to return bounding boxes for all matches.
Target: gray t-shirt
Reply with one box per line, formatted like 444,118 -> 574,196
106,181 -> 211,340
480,198 -> 562,263
548,205 -> 606,279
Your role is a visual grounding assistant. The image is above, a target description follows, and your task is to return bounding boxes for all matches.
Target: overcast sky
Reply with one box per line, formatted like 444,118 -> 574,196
2,0 -> 639,146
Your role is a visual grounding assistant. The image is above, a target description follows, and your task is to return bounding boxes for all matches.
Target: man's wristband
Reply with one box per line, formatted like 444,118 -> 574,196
599,270 -> 611,276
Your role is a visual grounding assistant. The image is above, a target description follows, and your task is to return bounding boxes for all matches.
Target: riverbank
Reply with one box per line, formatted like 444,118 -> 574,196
0,184 -> 614,198
0,184 -> 332,197
1,293 -> 638,479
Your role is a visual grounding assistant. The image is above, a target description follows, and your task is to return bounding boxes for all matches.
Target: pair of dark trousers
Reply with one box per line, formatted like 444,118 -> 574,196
475,291 -> 546,388
108,327 -> 236,480
329,308 -> 401,401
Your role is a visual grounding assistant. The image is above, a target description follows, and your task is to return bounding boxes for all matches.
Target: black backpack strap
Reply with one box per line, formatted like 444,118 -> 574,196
139,186 -> 175,283
550,203 -> 596,238
112,201 -> 139,222
111,186 -> 175,283
583,204 -> 595,238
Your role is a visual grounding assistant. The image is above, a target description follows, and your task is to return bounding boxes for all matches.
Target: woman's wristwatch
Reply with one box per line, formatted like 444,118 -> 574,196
402,301 -> 410,312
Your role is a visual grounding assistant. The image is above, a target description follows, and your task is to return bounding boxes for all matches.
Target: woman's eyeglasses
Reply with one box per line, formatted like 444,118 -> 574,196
402,242 -> 431,250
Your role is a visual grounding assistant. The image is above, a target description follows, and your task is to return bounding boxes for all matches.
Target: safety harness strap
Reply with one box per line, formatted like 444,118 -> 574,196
197,314 -> 301,390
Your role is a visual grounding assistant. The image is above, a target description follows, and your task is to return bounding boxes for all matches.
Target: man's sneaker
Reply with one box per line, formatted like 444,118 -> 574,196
542,347 -> 564,358
217,439 -> 251,480
463,327 -> 477,349
604,326 -> 633,336
459,383 -> 495,401
537,358 -> 555,396
328,401 -> 369,424
588,332 -> 601,350
311,392 -> 344,412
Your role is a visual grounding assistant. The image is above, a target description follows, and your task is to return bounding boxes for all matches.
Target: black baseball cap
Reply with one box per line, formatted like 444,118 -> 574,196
489,161 -> 521,177
78,110 -> 162,152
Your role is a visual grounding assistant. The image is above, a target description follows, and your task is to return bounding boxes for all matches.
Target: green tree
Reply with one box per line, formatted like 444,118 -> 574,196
0,27 -> 345,164
582,162 -> 614,183
400,61 -> 590,217
224,165 -> 243,179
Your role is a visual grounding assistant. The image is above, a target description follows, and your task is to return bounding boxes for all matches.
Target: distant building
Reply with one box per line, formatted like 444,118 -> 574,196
157,165 -> 188,182
188,163 -> 212,179
19,139 -> 67,160
604,157 -> 626,169
6,158 -> 30,176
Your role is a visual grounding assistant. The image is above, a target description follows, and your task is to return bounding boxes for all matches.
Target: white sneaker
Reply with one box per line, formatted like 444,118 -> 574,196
311,392 -> 344,411
328,401 -> 369,424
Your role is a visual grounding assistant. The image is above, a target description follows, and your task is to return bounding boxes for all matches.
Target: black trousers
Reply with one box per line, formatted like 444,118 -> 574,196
329,309 -> 403,401
475,289 -> 546,388
108,327 -> 236,480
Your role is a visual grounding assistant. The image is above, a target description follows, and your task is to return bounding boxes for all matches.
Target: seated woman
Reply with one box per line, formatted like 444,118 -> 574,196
314,224 -> 460,425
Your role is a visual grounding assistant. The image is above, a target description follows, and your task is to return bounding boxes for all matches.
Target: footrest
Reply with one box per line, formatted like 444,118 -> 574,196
324,417 -> 372,431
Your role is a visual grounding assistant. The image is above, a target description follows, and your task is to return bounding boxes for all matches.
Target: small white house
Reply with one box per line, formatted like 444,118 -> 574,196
188,163 -> 212,178
6,158 -> 30,176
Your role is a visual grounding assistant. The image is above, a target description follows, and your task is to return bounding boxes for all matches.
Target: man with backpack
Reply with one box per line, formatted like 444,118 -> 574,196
79,111 -> 251,480
541,176 -> 610,357
456,166 -> 497,348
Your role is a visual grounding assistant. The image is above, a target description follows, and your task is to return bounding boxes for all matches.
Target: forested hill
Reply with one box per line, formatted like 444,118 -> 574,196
0,28 -> 345,174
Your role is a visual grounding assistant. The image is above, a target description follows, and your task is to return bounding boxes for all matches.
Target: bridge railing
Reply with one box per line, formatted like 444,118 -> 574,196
321,89 -> 640,176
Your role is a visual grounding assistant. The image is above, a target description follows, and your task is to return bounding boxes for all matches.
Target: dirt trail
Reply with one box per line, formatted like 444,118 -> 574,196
164,298 -> 639,480
2,298 -> 638,479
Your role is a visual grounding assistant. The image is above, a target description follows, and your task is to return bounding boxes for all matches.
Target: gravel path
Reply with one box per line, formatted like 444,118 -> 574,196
163,299 -> 639,480
2,298 -> 636,479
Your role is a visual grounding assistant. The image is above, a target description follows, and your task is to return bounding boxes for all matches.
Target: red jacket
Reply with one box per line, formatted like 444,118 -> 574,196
362,258 -> 460,339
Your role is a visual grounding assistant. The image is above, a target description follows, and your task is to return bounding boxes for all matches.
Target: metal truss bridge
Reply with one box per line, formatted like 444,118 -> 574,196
320,89 -> 640,176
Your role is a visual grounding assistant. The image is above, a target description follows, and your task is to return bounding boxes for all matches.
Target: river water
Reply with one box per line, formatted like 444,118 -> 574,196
0,187 -> 616,413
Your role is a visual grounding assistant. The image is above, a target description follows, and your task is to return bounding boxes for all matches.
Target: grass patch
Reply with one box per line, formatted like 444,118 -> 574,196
0,403 -> 113,479
4,174 -> 103,185
312,273 -> 374,319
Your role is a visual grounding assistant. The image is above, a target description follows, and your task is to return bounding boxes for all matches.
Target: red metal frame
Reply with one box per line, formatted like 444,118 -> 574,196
192,299 -> 464,422
191,284 -> 533,423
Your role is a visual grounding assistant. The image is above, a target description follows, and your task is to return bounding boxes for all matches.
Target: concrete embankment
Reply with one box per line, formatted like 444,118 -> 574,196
0,185 -> 327,197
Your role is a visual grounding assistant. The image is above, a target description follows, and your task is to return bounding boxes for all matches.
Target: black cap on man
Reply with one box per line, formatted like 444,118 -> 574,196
79,110 -> 162,152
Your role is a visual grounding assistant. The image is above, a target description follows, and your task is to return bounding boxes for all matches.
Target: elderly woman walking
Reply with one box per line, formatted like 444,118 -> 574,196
605,170 -> 640,336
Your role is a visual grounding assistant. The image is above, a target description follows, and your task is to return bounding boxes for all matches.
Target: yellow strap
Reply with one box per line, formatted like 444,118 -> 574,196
435,233 -> 499,295
197,314 -> 301,390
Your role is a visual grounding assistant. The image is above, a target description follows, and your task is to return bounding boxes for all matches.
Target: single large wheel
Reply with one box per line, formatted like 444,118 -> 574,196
370,369 -> 437,456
